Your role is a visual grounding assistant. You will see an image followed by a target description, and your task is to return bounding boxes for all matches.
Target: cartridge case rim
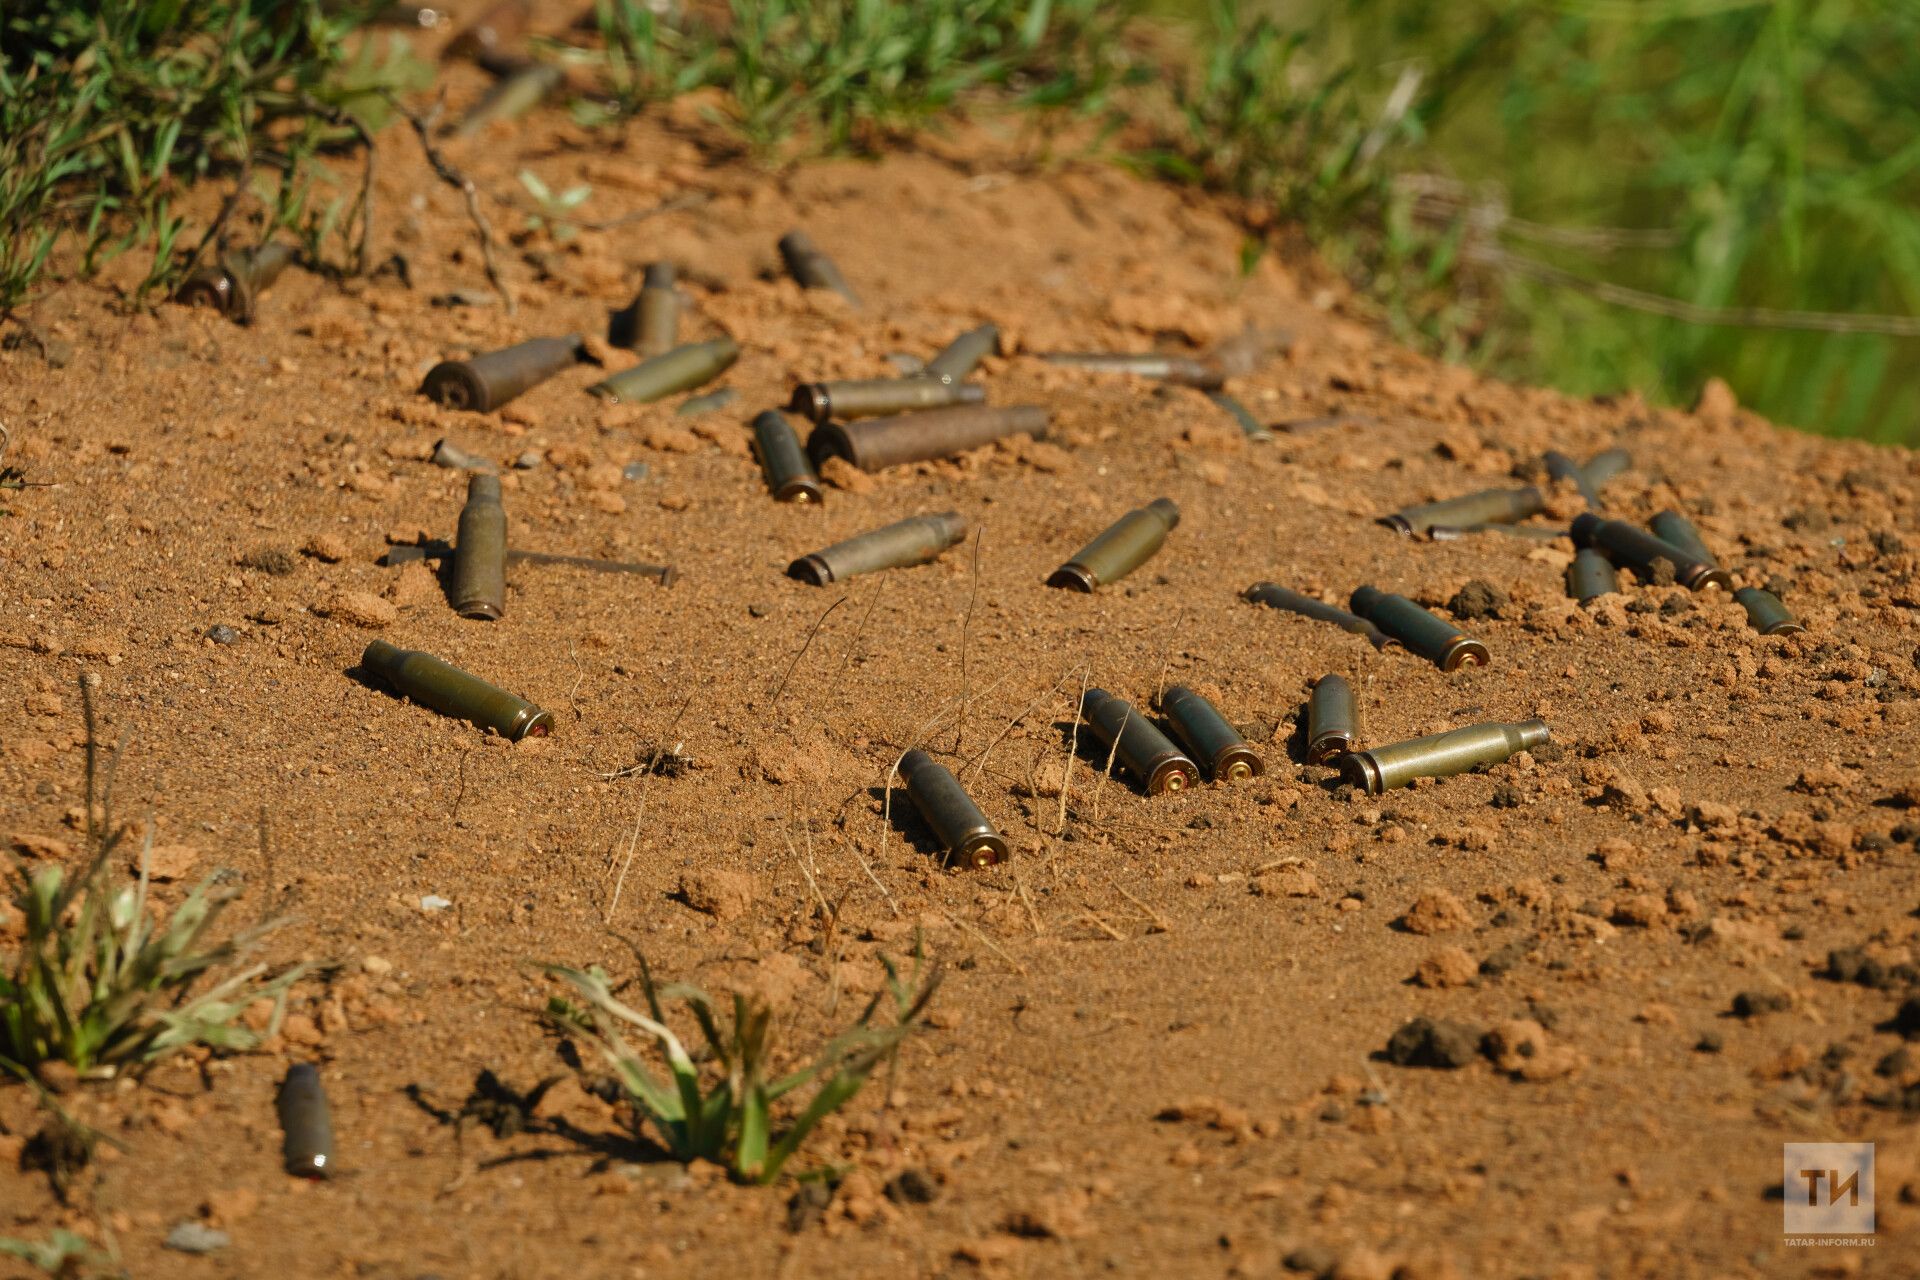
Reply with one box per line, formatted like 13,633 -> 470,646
1339,752 -> 1386,795
1209,744 -> 1264,782
773,478 -> 822,503
178,270 -> 242,317
1146,755 -> 1200,795
1440,636 -> 1492,671
1380,514 -> 1417,536
422,362 -> 491,412
789,384 -> 832,423
788,554 -> 834,585
957,832 -> 1009,869
1046,563 -> 1098,592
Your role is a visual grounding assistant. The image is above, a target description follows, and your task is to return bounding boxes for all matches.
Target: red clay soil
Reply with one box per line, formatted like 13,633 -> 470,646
3,28 -> 1919,1280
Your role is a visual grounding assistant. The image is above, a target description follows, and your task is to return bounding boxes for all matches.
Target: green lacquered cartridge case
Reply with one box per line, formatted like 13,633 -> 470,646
809,403 -> 1046,472
1048,498 -> 1179,592
788,512 -> 967,585
277,1063 -> 335,1179
1205,391 -> 1274,443
1307,674 -> 1357,764
611,262 -> 679,356
587,337 -> 739,403
1243,583 -> 1396,652
1735,587 -> 1805,636
1544,450 -> 1603,509
1649,510 -> 1716,567
751,410 -> 821,503
1350,586 -> 1490,671
1580,447 -> 1632,490
422,335 -> 583,412
1080,688 -> 1198,796
778,230 -> 861,307
361,639 -> 553,739
452,473 -> 508,620
1567,547 -> 1619,603
1160,685 -> 1263,782
1427,523 -> 1567,543
176,242 -> 295,323
789,377 -> 985,425
1382,486 -> 1545,537
1041,352 -> 1225,390
899,749 -> 1007,869
1340,719 -> 1550,795
676,387 -> 738,416
924,324 -> 999,385
1571,514 -> 1730,591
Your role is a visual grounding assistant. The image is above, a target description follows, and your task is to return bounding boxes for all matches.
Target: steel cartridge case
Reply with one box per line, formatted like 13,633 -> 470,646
675,387 -> 738,417
1567,548 -> 1619,603
612,262 -> 679,356
788,512 -> 967,585
1735,587 -> 1805,636
778,230 -> 861,308
447,61 -> 562,139
452,473 -> 508,620
1544,450 -> 1603,509
925,324 -> 999,385
1307,675 -> 1357,764
1580,447 -> 1632,490
1080,689 -> 1198,796
1161,686 -> 1263,782
1041,352 -> 1225,390
587,337 -> 739,404
1048,498 -> 1179,592
1350,586 -> 1490,671
361,639 -> 553,740
751,410 -> 821,503
1571,514 -> 1730,590
899,749 -> 1008,868
790,377 -> 985,425
176,242 -> 295,323
277,1063 -> 335,1178
809,403 -> 1046,473
422,335 -> 583,412
1243,583 -> 1396,651
1382,486 -> 1545,537
1206,391 -> 1274,443
1649,510 -> 1716,567
1341,719 -> 1550,795
1427,523 -> 1567,543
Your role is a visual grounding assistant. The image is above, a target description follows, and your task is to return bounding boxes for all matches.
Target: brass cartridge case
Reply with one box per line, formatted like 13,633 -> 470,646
924,324 -> 999,384
1580,447 -> 1632,490
1567,547 -> 1619,603
1735,587 -> 1805,636
1571,514 -> 1730,590
778,230 -> 861,308
1382,486 -> 1545,537
1040,352 -> 1225,390
1341,719 -> 1550,795
1307,674 -> 1357,764
1080,688 -> 1198,796
675,387 -> 739,417
1649,510 -> 1716,567
422,335 -> 583,412
587,337 -> 739,404
1161,685 -> 1263,782
1048,498 -> 1179,592
361,639 -> 553,740
1544,450 -> 1603,509
1350,586 -> 1490,671
277,1063 -> 335,1178
447,61 -> 562,139
1206,391 -> 1274,443
788,512 -> 968,585
809,403 -> 1046,472
751,410 -> 821,503
789,377 -> 986,425
176,242 -> 295,323
899,749 -> 1008,869
452,473 -> 508,620
1243,583 -> 1397,652
611,262 -> 680,355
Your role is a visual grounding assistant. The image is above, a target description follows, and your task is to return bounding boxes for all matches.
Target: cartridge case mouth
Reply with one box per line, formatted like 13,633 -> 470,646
1146,756 -> 1199,796
422,362 -> 489,412
1380,515 -> 1416,536
788,554 -> 834,585
456,601 -> 503,621
1307,731 -> 1354,766
957,833 -> 1009,869
1046,564 -> 1098,592
1440,636 -> 1491,671
789,384 -> 832,422
1338,752 -> 1385,795
177,272 -> 238,315
1211,745 -> 1264,782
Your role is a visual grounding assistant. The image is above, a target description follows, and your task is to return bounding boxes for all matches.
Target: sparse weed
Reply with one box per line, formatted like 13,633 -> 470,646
0,1229 -> 104,1278
515,170 -> 594,244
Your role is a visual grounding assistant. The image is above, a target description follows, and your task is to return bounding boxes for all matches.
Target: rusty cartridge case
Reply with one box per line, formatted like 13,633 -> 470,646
1341,719 -> 1550,795
1080,688 -> 1198,796
1161,686 -> 1263,782
1350,586 -> 1490,671
1544,449 -> 1603,509
447,61 -> 562,139
899,749 -> 1007,869
1382,486 -> 1545,537
176,242 -> 295,323
1243,583 -> 1396,652
790,377 -> 985,425
587,338 -> 739,404
1307,675 -> 1357,764
1567,548 -> 1619,603
1571,514 -> 1730,590
788,513 -> 967,585
1580,447 -> 1631,490
1048,498 -> 1179,592
751,410 -> 821,504
924,324 -> 999,385
360,639 -> 553,740
676,387 -> 738,416
422,335 -> 583,412
443,0 -> 529,61
809,403 -> 1045,473
277,1063 -> 335,1178
1206,391 -> 1274,443
1649,510 -> 1716,567
610,262 -> 680,355
1735,587 -> 1805,636
778,230 -> 861,308
452,473 -> 508,620
1040,352 -> 1225,390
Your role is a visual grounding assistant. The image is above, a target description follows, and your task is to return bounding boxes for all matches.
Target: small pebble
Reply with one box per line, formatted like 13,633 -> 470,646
622,460 -> 650,482
164,1223 -> 230,1255
420,894 -> 452,912
514,451 -> 541,470
206,624 -> 239,645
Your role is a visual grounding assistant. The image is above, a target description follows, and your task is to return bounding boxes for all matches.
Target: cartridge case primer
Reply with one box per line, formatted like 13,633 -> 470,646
899,749 -> 1007,868
809,403 -> 1046,472
1048,498 -> 1179,592
1350,586 -> 1490,670
788,513 -> 967,585
452,473 -> 508,620
1307,675 -> 1357,764
361,639 -> 553,740
1341,719 -> 1550,794
422,335 -> 584,412
1080,688 -> 1198,795
1161,686 -> 1263,781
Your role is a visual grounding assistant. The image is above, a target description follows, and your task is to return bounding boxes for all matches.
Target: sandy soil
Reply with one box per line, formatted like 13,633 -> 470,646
3,19 -> 1919,1280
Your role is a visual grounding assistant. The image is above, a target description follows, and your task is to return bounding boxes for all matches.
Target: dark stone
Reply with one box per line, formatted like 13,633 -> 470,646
206,624 -> 239,645
1531,741 -> 1566,763
1732,990 -> 1792,1019
884,1168 -> 938,1205
786,1180 -> 834,1232
1448,579 -> 1508,621
1696,1032 -> 1724,1053
1382,1016 -> 1483,1069
1283,1245 -> 1338,1277
1893,997 -> 1920,1041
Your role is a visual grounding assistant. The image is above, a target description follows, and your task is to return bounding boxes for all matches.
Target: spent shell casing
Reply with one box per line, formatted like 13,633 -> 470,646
277,1063 -> 335,1179
1567,547 -> 1619,603
422,335 -> 584,413
675,387 -> 739,417
383,542 -> 673,583
1206,390 -> 1274,443
587,337 -> 740,403
1341,719 -> 1550,795
1350,586 -> 1490,671
610,262 -> 679,355
1307,674 -> 1358,765
778,230 -> 861,308
1735,586 -> 1805,636
809,403 -> 1047,472
1382,486 -> 1545,537
452,473 -> 508,620
1160,685 -> 1263,782
1648,510 -> 1717,567
431,438 -> 497,472
1580,446 -> 1632,491
1080,688 -> 1198,796
1243,583 -> 1396,652
788,512 -> 968,585
751,410 -> 822,503
924,324 -> 999,385
1571,514 -> 1730,591
176,241 -> 295,323
1048,498 -> 1179,592
899,749 -> 1008,868
1427,523 -> 1567,543
1040,351 -> 1225,390
789,377 -> 986,425
446,61 -> 561,139
360,639 -> 553,739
